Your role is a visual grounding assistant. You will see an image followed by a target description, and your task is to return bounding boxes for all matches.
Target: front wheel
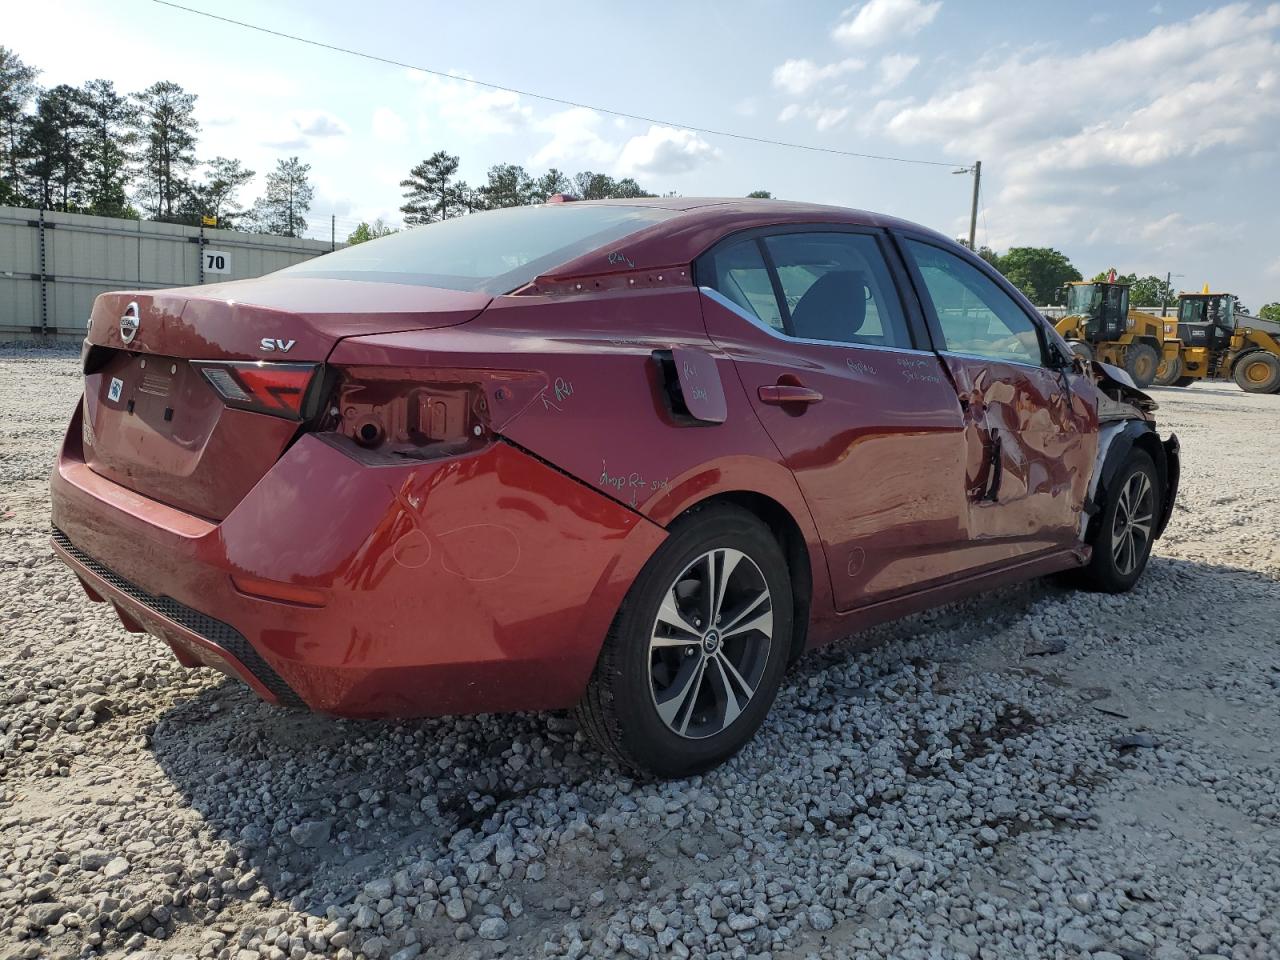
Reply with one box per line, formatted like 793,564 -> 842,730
1233,352 -> 1280,393
576,505 -> 793,778
1153,351 -> 1183,386
1069,341 -> 1094,364
1072,451 -> 1161,593
1124,343 -> 1159,388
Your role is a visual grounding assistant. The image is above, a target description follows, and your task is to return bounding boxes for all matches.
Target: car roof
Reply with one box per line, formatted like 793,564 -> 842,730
536,198 -> 954,284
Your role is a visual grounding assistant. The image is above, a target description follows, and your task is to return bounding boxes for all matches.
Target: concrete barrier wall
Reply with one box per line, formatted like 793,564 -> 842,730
0,207 -> 339,341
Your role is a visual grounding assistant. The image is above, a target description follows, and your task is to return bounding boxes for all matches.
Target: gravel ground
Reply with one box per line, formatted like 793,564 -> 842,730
2,344 -> 1278,960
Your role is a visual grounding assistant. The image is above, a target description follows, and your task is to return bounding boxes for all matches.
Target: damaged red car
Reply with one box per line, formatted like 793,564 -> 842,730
51,198 -> 1179,777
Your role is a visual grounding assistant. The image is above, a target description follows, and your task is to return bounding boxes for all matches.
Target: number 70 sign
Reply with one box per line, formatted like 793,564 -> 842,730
203,250 -> 231,274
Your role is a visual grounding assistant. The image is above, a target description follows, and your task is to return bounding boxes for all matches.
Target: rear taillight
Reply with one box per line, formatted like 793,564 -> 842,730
194,361 -> 317,419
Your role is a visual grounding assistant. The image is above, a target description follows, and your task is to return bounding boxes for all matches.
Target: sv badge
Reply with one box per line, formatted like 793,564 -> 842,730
260,337 -> 296,353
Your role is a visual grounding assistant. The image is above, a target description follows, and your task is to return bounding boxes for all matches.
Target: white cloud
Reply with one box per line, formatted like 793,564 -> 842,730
876,53 -> 919,91
371,107 -> 407,143
294,111 -> 348,138
771,57 -> 865,95
869,4 -> 1280,272
833,0 -> 941,47
528,107 -> 618,169
617,126 -> 719,176
408,71 -> 532,135
778,103 -> 852,132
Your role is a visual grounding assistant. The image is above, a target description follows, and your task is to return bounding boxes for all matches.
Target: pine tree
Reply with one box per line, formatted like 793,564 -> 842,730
186,156 -> 254,228
134,81 -> 198,221
532,168 -> 571,202
400,151 -> 461,224
80,79 -> 137,218
252,156 -> 313,237
25,84 -> 90,211
0,46 -> 39,206
478,163 -> 534,209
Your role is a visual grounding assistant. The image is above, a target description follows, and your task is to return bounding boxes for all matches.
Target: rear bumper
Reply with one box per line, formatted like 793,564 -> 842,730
50,406 -> 666,717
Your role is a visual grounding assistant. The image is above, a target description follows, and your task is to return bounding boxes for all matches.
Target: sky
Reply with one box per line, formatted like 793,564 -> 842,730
8,0 -> 1280,306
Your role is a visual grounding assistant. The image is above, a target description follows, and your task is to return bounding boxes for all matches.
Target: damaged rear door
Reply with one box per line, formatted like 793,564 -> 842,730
898,236 -> 1098,563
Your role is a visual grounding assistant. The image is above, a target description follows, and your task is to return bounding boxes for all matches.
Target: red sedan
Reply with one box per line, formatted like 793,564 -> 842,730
51,198 -> 1179,777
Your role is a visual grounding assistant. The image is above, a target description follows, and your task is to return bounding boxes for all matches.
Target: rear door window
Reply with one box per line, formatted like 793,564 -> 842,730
703,231 -> 912,349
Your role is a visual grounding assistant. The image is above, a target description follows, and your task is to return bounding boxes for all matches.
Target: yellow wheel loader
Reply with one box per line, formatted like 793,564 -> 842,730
1054,281 -> 1180,388
1153,289 -> 1280,394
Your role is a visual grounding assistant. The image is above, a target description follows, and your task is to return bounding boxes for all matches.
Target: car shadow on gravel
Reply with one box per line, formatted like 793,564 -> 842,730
147,552 -> 1277,928
146,574 -> 1062,916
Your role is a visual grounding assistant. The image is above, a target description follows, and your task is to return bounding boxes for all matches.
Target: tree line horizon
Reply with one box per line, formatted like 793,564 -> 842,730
8,43 -> 1271,318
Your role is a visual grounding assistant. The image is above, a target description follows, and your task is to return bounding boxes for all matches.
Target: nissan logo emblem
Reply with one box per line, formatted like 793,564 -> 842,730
120,302 -> 140,344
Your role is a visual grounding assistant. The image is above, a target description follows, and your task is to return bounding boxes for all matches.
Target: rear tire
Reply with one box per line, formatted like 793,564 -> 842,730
576,504 -> 793,779
1072,450 -> 1160,594
1233,352 -> 1280,393
1153,352 -> 1183,386
1124,343 -> 1159,388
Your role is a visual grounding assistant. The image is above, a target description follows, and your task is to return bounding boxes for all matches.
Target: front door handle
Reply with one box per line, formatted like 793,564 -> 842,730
758,383 -> 824,406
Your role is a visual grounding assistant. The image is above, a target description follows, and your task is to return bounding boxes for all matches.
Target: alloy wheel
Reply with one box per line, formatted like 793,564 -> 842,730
648,548 -> 773,740
1111,470 -> 1154,576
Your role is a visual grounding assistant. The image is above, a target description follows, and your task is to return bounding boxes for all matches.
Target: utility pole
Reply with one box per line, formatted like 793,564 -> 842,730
968,160 -> 981,252
953,161 -> 982,250
331,214 -> 336,252
1163,270 -> 1171,317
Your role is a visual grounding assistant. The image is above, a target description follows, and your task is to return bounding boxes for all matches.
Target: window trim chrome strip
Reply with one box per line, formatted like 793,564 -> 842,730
698,286 -> 929,357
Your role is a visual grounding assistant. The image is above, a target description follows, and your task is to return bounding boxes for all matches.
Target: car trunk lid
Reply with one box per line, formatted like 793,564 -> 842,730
80,276 -> 491,520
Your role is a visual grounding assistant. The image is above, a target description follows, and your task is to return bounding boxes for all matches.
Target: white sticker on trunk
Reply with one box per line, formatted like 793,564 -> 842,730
108,377 -> 123,403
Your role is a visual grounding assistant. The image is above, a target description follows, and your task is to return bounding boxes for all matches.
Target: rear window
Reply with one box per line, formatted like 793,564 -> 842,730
281,204 -> 677,294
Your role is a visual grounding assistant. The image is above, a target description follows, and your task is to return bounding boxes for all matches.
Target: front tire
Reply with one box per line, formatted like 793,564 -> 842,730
1124,343 -> 1159,388
1153,351 -> 1183,386
1073,451 -> 1160,593
576,505 -> 793,779
1069,341 -> 1094,364
1233,352 -> 1280,393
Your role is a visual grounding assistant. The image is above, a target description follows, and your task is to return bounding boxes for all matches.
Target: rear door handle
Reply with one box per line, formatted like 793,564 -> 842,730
758,384 -> 824,405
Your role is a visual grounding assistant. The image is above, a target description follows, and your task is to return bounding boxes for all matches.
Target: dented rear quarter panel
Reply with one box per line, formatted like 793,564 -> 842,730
329,286 -> 835,636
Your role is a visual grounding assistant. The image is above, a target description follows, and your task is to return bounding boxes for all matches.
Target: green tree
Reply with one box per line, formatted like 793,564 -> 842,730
134,81 -> 199,221
974,245 -> 1000,267
186,156 -> 254,228
992,247 -> 1081,304
1090,268 -> 1137,285
1129,275 -> 1176,309
0,46 -> 39,206
252,156 -> 313,237
25,84 -> 90,211
478,163 -> 534,209
746,190 -> 772,199
346,218 -> 397,244
80,79 -> 137,218
612,177 -> 655,198
573,170 -> 616,200
531,167 -> 571,201
400,151 -> 462,224
571,170 -> 655,200
1258,303 -> 1280,323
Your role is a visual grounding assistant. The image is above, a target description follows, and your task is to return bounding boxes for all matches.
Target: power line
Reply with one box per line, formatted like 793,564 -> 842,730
150,0 -> 959,169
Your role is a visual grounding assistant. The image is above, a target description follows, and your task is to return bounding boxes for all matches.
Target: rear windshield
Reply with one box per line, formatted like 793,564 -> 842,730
281,204 -> 677,294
